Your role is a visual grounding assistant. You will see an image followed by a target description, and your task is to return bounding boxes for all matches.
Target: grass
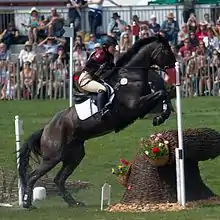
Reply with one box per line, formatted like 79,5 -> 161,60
1,97 -> 220,219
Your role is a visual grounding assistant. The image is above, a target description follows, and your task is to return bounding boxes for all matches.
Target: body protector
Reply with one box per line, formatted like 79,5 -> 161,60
83,48 -> 115,80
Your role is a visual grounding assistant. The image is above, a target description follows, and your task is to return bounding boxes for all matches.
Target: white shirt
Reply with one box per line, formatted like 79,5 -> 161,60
203,36 -> 220,52
43,43 -> 61,54
87,0 -> 102,11
18,49 -> 36,66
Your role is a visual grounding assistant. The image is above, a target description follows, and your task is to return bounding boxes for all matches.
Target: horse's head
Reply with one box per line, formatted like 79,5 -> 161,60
116,35 -> 176,74
148,34 -> 176,72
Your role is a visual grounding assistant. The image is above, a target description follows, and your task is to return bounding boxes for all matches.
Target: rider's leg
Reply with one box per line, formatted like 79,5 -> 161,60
97,90 -> 108,111
78,72 -> 109,115
78,71 -> 106,93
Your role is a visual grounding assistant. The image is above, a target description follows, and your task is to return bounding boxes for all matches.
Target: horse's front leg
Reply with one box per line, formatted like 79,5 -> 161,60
137,90 -> 172,126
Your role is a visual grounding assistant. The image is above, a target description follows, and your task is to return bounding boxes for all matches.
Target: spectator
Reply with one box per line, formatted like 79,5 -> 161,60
186,13 -> 197,32
214,20 -> 220,38
44,7 -> 65,37
20,61 -> 35,99
75,34 -> 85,47
161,12 -> 180,45
194,47 -> 208,95
132,15 -> 149,27
120,25 -> 132,42
55,45 -> 69,66
0,58 -> 7,90
87,0 -> 120,36
178,24 -> 189,47
18,41 -> 36,68
67,0 -> 85,38
203,13 -> 214,26
195,22 -> 208,41
148,15 -> 160,34
38,36 -> 66,62
189,31 -> 199,48
0,22 -> 19,49
52,59 -> 67,98
182,0 -> 195,24
179,38 -> 195,61
73,43 -> 87,71
27,7 -> 41,44
0,43 -> 10,62
107,13 -> 127,41
203,27 -> 220,57
196,40 -> 207,56
1,63 -> 17,100
139,24 -> 154,37
119,33 -> 132,53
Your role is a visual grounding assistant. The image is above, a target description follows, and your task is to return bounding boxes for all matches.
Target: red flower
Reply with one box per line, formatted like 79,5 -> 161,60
73,75 -> 79,81
120,158 -> 130,166
152,147 -> 160,154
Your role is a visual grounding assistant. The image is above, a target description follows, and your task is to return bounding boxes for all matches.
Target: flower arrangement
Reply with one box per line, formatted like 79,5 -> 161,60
112,158 -> 131,187
140,133 -> 170,166
112,158 -> 130,176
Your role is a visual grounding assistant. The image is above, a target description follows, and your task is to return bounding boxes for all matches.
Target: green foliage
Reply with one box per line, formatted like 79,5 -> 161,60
112,159 -> 130,176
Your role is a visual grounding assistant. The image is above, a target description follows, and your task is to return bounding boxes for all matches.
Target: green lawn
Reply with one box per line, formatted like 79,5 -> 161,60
1,97 -> 220,220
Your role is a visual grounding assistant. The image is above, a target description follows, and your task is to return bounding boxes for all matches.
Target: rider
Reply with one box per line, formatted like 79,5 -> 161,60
77,35 -> 117,117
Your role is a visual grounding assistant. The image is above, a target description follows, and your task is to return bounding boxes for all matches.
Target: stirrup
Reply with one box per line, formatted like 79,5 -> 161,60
100,107 -> 110,118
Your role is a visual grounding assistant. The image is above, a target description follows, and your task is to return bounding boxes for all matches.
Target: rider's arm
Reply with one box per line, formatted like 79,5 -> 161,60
85,50 -> 106,68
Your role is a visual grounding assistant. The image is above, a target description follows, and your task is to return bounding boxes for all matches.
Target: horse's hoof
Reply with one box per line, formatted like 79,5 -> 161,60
152,116 -> 164,126
69,201 -> 85,208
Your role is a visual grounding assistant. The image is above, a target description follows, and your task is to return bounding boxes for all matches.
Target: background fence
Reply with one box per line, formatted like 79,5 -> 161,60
1,58 -> 220,101
0,4 -> 215,34
1,4 -> 220,101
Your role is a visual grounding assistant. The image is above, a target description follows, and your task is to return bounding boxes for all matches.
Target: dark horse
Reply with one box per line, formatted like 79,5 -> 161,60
19,35 -> 176,209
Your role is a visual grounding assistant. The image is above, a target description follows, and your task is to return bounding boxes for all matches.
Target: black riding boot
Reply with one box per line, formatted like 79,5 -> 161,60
97,90 -> 109,118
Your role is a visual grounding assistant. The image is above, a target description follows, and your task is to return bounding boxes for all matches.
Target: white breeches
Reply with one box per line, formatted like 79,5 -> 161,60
78,71 -> 106,93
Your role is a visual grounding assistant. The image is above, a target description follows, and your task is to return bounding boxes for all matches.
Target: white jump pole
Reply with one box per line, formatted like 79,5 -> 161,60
15,115 -> 23,207
69,23 -> 74,107
175,62 -> 186,206
175,148 -> 181,204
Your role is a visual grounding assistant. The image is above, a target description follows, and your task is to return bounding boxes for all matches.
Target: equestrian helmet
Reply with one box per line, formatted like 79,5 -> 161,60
102,35 -> 118,47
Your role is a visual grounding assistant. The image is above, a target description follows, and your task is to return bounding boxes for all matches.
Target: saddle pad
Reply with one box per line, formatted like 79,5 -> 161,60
75,98 -> 98,120
74,82 -> 115,120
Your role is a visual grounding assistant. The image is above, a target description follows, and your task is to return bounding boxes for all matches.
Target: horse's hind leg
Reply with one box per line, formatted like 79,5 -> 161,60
23,158 -> 60,209
54,139 -> 85,207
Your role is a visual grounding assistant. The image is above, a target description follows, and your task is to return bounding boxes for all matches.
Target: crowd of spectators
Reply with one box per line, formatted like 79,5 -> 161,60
0,5 -> 220,100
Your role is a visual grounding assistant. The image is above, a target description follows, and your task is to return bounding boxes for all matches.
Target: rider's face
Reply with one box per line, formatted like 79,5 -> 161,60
108,45 -> 115,54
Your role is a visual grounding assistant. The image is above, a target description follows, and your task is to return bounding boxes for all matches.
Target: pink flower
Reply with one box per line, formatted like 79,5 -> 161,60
127,185 -> 132,190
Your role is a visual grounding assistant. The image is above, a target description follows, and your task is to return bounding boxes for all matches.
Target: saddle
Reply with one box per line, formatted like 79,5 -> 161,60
73,80 -> 112,105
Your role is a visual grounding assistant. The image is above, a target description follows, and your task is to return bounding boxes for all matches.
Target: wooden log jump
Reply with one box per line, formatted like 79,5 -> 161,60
122,128 -> 220,204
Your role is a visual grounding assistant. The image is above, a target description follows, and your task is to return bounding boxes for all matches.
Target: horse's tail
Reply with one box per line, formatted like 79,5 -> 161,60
18,128 -> 44,190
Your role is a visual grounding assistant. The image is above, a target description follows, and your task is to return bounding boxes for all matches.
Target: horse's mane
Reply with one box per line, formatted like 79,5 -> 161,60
116,35 -> 169,67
